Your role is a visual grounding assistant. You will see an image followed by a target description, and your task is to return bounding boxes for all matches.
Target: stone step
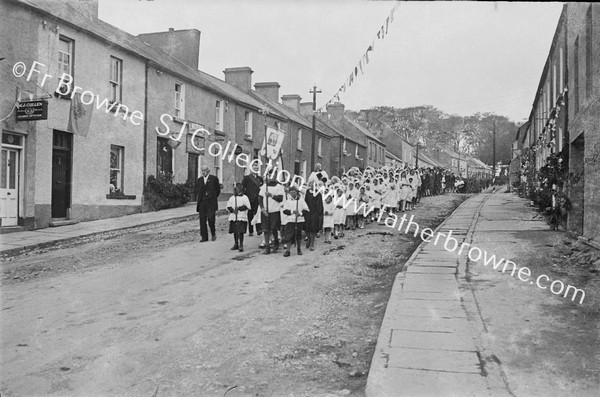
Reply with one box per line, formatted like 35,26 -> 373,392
49,219 -> 79,227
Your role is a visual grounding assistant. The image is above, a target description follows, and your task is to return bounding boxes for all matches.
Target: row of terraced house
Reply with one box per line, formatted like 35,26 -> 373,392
510,3 -> 599,244
0,0 -> 476,232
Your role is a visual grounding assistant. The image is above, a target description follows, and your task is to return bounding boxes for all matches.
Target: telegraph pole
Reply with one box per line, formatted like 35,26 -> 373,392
309,85 -> 321,171
492,118 -> 497,178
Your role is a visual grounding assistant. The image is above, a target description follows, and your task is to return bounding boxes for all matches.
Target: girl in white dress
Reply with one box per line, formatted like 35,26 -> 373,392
333,187 -> 346,238
322,191 -> 335,243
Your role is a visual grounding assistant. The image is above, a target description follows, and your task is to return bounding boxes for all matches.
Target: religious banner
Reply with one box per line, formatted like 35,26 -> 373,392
260,126 -> 285,160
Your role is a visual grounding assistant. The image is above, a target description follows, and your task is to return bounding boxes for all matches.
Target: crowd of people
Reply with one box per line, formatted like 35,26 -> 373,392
214,162 -> 485,256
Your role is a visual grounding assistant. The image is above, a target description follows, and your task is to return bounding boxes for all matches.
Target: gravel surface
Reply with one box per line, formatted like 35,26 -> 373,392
1,194 -> 468,397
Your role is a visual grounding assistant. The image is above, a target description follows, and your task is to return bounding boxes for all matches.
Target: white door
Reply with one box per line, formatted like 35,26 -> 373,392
0,148 -> 19,226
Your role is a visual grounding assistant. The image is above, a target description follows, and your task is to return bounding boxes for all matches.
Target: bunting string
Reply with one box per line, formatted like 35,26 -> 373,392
318,1 -> 400,112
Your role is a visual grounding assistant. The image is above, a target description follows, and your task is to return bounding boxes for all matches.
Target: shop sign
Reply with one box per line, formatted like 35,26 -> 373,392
16,100 -> 48,121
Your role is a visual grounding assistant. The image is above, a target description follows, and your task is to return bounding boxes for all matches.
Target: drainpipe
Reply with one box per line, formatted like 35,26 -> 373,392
142,62 -> 149,211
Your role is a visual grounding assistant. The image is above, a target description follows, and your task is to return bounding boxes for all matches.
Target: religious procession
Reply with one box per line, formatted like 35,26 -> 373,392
221,162 -> 491,256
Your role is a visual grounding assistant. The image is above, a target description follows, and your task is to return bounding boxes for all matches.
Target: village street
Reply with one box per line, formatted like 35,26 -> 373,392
1,194 -> 467,396
2,190 -> 600,397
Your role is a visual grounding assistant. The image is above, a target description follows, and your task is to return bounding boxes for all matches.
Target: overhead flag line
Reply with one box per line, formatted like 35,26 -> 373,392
318,1 -> 400,112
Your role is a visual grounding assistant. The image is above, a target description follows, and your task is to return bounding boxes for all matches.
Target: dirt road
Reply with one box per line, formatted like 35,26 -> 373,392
1,194 -> 468,397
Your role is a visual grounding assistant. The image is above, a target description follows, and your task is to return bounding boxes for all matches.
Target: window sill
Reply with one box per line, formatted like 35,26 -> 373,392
54,91 -> 71,100
106,194 -> 137,200
244,136 -> 253,142
108,102 -> 130,116
173,116 -> 186,124
297,148 -> 303,152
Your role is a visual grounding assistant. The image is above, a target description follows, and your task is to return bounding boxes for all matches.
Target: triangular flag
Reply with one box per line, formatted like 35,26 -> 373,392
377,30 -> 381,39
359,59 -> 364,74
354,66 -> 358,77
386,17 -> 389,34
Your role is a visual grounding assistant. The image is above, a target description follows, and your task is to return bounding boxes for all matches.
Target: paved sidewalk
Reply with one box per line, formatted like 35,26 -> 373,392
0,200 -> 228,258
366,190 -> 513,396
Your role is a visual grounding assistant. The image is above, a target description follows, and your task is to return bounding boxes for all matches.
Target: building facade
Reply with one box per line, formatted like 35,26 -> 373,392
1,0 -> 146,229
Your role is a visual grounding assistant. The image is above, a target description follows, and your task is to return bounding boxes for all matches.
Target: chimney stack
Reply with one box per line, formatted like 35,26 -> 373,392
299,102 -> 313,118
138,28 -> 201,70
281,94 -> 302,113
254,82 -> 280,102
223,67 -> 254,92
326,102 -> 345,124
60,0 -> 98,19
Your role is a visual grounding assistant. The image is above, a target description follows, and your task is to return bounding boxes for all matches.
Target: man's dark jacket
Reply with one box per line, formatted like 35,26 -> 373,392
196,175 -> 221,212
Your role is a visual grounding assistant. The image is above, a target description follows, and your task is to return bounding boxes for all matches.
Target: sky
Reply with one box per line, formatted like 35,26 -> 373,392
98,0 -> 564,123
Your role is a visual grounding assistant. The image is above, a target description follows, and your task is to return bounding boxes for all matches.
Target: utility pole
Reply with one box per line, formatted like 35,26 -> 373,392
415,139 -> 419,168
492,118 -> 497,178
309,85 -> 321,171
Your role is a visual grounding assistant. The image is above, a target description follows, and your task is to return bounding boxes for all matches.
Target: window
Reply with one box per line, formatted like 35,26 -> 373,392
317,137 -> 322,157
553,62 -> 557,102
586,6 -> 593,99
559,47 -> 564,92
244,111 -> 253,138
297,128 -> 302,150
546,82 -> 550,116
253,148 -> 261,173
109,145 -> 124,194
342,139 -> 347,153
110,57 -> 122,103
214,151 -> 223,181
574,36 -> 580,112
57,36 -> 74,94
355,144 -> 359,158
175,83 -> 185,119
157,137 -> 173,175
294,160 -> 301,176
215,100 -> 224,131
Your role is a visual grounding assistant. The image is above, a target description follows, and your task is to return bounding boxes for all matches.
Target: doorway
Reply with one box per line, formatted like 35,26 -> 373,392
51,131 -> 72,219
1,135 -> 21,226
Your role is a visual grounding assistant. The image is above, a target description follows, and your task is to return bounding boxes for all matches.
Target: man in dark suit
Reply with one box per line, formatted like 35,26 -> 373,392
196,166 -> 221,242
241,163 -> 263,236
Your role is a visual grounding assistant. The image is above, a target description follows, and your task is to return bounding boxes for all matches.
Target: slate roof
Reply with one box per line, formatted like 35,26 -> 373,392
346,119 -> 386,146
17,0 -> 267,111
249,91 -> 335,138
314,117 -> 366,146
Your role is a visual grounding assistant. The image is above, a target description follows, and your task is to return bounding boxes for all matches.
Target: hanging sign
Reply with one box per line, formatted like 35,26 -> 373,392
16,100 -> 48,121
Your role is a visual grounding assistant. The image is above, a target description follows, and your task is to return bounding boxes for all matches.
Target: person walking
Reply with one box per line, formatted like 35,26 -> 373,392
259,171 -> 284,254
308,163 -> 329,185
304,181 -> 323,251
242,163 -> 264,236
227,183 -> 250,252
196,166 -> 221,242
281,186 -> 309,257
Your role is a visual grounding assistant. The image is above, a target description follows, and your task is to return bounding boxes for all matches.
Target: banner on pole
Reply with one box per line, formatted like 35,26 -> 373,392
260,126 -> 285,160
